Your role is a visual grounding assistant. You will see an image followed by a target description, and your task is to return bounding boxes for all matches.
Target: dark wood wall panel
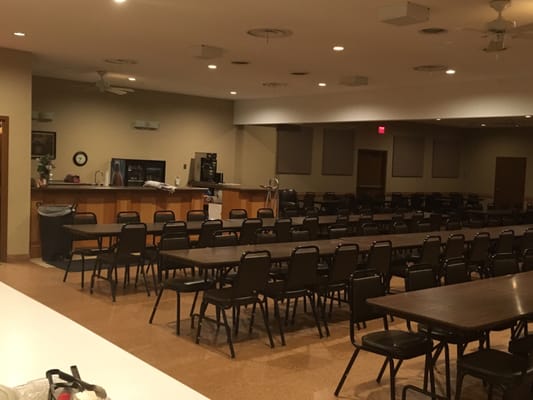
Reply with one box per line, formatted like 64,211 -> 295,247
322,128 -> 354,175
392,136 -> 424,177
276,126 -> 313,174
432,137 -> 460,178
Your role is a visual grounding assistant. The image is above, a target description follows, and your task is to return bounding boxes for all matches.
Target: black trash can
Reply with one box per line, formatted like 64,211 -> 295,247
37,203 -> 75,261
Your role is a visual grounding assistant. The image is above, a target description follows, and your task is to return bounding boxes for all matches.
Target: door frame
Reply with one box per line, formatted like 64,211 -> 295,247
356,149 -> 388,200
493,156 -> 526,209
0,116 -> 8,261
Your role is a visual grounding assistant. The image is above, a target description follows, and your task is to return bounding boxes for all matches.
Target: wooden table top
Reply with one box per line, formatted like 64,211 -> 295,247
160,224 -> 532,269
368,271 -> 533,332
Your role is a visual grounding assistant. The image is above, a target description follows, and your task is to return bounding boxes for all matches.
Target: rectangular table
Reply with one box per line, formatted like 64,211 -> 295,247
160,225 -> 532,271
0,282 -> 208,400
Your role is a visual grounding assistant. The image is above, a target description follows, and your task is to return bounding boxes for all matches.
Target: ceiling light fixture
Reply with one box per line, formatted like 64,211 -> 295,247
128,77 -> 136,81
318,82 -> 327,87
436,118 -> 441,121
13,32 -> 26,37
525,115 -> 532,119
230,91 -> 237,95
481,123 -> 487,127
333,45 -> 344,52
445,68 -> 456,75
113,0 -> 127,3
208,64 -> 217,70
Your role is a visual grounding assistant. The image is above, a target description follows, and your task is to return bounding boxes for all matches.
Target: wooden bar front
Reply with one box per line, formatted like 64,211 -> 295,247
30,185 -> 205,258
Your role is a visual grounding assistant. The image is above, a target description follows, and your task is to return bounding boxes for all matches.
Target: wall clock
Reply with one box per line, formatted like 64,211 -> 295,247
73,151 -> 88,166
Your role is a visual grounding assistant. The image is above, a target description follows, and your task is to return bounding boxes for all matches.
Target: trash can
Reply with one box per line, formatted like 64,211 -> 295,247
37,203 -> 75,261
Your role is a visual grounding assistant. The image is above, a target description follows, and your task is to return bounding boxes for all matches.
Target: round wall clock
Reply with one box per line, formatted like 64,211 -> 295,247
73,151 -> 88,166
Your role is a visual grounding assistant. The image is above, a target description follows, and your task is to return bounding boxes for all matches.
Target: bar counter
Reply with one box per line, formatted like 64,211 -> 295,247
30,184 -> 205,257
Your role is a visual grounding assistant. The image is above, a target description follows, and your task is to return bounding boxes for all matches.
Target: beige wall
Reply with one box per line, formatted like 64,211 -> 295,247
0,48 -> 32,258
32,77 -> 236,185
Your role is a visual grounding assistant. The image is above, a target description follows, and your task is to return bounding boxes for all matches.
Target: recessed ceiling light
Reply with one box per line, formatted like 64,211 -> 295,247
436,118 -> 441,121
128,77 -> 136,81
230,91 -> 237,95
113,0 -> 127,3
481,123 -> 486,127
332,45 -> 344,52
13,32 -> 26,37
208,64 -> 217,70
445,69 -> 456,75
318,82 -> 327,87
525,115 -> 532,119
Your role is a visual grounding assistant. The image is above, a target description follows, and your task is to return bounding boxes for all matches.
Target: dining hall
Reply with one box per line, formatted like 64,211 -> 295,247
1,1 -> 533,399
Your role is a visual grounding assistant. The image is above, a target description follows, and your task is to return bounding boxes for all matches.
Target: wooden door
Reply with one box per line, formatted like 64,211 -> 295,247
493,157 -> 526,209
356,150 -> 387,201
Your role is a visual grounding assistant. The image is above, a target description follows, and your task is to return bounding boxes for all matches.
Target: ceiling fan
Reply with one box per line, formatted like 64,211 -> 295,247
478,0 -> 533,52
95,71 -> 135,95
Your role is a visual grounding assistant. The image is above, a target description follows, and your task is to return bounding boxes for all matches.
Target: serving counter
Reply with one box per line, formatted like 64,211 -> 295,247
30,185 -> 205,258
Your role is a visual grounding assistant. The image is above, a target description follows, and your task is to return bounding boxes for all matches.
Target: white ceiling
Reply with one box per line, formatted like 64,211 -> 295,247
2,0 -> 533,101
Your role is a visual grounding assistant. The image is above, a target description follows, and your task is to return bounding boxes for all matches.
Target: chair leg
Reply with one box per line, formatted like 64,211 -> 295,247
334,348 -> 360,396
377,358 -> 388,383
320,293 -> 330,337
220,307 -> 235,358
258,299 -> 275,349
195,299 -> 208,344
308,293 -> 323,339
108,264 -> 117,302
389,357 -> 396,400
63,254 -> 73,283
176,292 -> 181,335
148,285 -> 164,324
80,255 -> 86,289
274,299 -> 286,346
249,302 -> 257,334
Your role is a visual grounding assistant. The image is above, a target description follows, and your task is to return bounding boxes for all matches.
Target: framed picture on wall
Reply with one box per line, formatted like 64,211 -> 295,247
31,131 -> 56,159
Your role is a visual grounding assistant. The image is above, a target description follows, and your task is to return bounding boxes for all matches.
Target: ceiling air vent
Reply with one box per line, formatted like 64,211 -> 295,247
247,28 -> 293,39
262,82 -> 288,88
339,76 -> 369,87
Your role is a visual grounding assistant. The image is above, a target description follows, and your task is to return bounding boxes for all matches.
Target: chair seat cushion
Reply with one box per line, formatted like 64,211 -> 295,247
458,349 -> 533,384
164,278 -> 212,293
263,281 -> 308,299
362,330 -> 432,359
203,287 -> 257,306
417,323 -> 483,344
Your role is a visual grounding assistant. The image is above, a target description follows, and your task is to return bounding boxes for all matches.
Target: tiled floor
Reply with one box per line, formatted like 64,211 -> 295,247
0,260 -> 520,399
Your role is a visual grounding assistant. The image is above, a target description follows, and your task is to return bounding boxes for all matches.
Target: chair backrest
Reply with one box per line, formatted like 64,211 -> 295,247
429,213 -> 443,231
404,264 -> 438,292
231,250 -> 272,299
443,257 -> 469,285
495,229 -> 515,254
305,207 -> 320,217
289,227 -> 310,242
187,209 -> 207,222
522,248 -> 533,272
239,218 -> 262,244
302,216 -> 319,240
419,235 -> 442,273
328,243 -> 359,283
520,227 -> 533,253
229,208 -> 247,219
254,227 -> 278,244
349,274 -> 387,339
158,233 -> 190,251
257,208 -> 274,219
361,222 -> 379,236
283,205 -> 300,218
197,219 -> 223,247
213,229 -> 239,247
391,220 -> 409,234
444,233 -> 465,260
153,209 -> 175,223
366,240 -> 392,277
328,223 -> 350,239
469,232 -> 491,263
415,220 -> 432,233
302,192 -> 315,209
70,212 -> 98,243
116,223 -> 147,259
490,253 -> 519,277
161,220 -> 188,237
116,211 -> 140,224
274,218 -> 292,242
73,211 -> 97,225
285,245 -> 320,290
445,217 -> 462,231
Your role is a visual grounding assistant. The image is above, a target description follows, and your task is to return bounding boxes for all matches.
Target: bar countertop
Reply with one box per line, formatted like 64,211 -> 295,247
32,183 -> 207,191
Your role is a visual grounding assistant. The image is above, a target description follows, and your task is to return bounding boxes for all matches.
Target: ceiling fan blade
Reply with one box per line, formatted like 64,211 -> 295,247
111,86 -> 135,93
513,22 -> 533,33
105,87 -> 129,95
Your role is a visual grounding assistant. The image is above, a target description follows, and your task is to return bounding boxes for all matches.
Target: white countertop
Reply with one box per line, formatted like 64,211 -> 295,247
0,282 -> 208,399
